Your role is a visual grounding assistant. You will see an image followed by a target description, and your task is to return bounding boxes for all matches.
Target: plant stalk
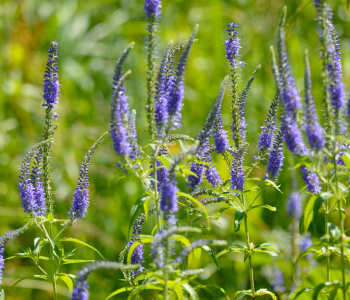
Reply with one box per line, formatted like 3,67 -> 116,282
333,151 -> 346,300
243,194 -> 255,298
49,223 -> 57,300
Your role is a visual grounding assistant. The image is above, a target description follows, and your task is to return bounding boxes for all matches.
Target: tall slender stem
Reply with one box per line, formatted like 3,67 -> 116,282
153,157 -> 162,233
243,194 -> 255,298
164,239 -> 170,300
333,151 -> 346,300
49,223 -> 57,300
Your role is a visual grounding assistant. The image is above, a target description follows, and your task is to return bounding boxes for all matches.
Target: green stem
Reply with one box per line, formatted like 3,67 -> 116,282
49,223 -> 57,300
333,152 -> 346,300
243,194 -> 255,298
146,16 -> 157,139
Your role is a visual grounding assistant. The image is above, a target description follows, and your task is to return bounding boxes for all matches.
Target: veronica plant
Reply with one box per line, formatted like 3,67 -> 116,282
181,22 -> 286,300
271,4 -> 350,299
0,42 -> 121,299
68,0 -> 232,298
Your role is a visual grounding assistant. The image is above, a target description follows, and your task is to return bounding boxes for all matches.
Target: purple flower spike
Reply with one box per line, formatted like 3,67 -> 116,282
18,144 -> 47,216
69,133 -> 107,221
160,179 -> 179,225
187,163 -> 205,189
43,42 -> 59,109
224,23 -> 244,67
304,52 -> 324,152
213,108 -> 229,154
144,0 -> 161,19
258,93 -> 278,151
286,191 -> 302,219
231,148 -> 245,192
281,116 -> 308,156
301,165 -> 321,194
265,127 -> 285,181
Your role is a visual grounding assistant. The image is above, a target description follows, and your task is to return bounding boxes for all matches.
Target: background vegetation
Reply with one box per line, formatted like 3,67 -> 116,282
0,0 -> 349,299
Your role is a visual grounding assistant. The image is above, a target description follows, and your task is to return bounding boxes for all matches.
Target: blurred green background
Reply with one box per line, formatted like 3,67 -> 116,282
0,0 -> 350,299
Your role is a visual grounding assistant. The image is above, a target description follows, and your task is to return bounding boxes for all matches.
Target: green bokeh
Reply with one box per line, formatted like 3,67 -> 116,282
0,0 -> 349,299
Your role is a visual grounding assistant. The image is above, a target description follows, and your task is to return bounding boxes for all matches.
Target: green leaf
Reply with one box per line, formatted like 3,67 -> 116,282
174,283 -> 185,300
234,290 -> 252,300
9,275 -> 47,296
313,282 -> 339,300
195,284 -> 230,300
292,287 -> 313,300
177,192 -> 210,229
215,207 -> 235,220
181,169 -> 199,177
60,237 -> 105,260
34,238 -> 47,255
62,259 -> 94,265
47,212 -> 54,222
247,205 -> 276,212
126,284 -> 163,300
314,193 -> 333,220
128,195 -> 150,237
157,156 -> 172,168
182,283 -> 199,300
234,210 -> 246,232
106,287 -> 133,299
299,211 -> 314,236
264,179 -> 282,193
255,289 -> 277,300
253,246 -> 280,257
216,244 -> 246,259
0,290 -> 4,300
303,195 -> 318,235
329,285 -> 340,300
201,245 -> 220,270
58,275 -> 74,293
293,248 -> 317,282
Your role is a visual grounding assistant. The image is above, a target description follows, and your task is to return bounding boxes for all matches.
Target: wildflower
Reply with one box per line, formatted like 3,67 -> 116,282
300,165 -> 321,194
258,93 -> 279,151
300,233 -> 313,260
212,109 -> 229,154
277,12 -> 301,116
327,23 -> 344,111
231,148 -> 245,191
71,262 -> 131,300
270,267 -> 286,293
160,179 -> 178,225
18,143 -> 47,216
167,26 -> 198,129
155,41 -> 173,136
130,244 -> 145,278
286,191 -> 302,219
304,52 -> 324,152
110,46 -> 139,158
187,163 -> 205,189
144,0 -> 161,19
281,116 -> 308,156
224,23 -> 244,67
43,42 -> 59,109
111,89 -> 132,156
265,127 -> 284,180
69,133 -> 107,221
205,164 -> 222,188
150,159 -> 169,191
275,10 -> 308,156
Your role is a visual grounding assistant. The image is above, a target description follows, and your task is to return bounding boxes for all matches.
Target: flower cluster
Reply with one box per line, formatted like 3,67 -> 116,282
43,42 -> 59,109
300,165 -> 321,195
69,133 -> 108,221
